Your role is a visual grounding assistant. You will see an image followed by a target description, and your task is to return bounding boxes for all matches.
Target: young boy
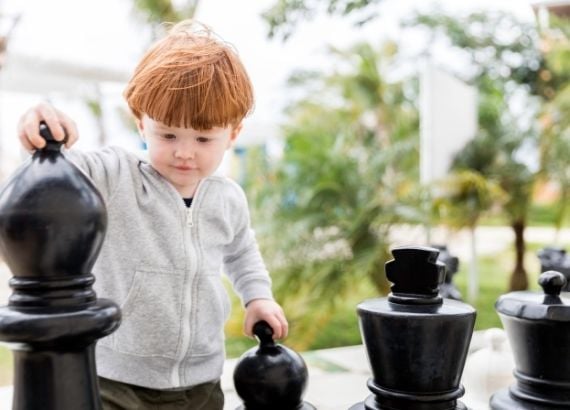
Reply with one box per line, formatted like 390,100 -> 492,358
17,21 -> 288,410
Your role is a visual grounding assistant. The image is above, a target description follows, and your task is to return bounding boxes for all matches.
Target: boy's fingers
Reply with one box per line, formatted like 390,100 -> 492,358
243,318 -> 254,337
265,316 -> 285,340
37,104 -> 66,141
18,128 -> 35,152
280,315 -> 289,339
60,117 -> 79,148
278,317 -> 289,339
21,111 -> 46,149
18,104 -> 79,150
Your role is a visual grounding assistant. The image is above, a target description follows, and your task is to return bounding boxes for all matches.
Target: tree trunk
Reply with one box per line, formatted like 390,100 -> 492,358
467,226 -> 478,303
554,186 -> 569,245
509,219 -> 528,291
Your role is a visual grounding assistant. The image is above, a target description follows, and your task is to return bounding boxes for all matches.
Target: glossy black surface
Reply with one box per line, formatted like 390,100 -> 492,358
351,246 -> 476,410
490,271 -> 570,409
490,388 -> 561,410
537,247 -> 570,291
233,321 -> 315,410
0,123 -> 121,410
431,244 -> 463,300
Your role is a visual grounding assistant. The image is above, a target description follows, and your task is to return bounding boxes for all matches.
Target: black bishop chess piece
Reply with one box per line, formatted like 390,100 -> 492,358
233,320 -> 316,410
350,246 -> 476,410
490,270 -> 570,409
0,122 -> 121,410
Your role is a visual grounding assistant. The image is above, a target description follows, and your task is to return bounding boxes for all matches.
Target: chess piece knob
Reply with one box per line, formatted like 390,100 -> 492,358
233,321 -> 315,410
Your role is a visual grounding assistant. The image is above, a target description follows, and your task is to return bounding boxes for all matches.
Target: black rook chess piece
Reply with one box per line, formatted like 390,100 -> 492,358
0,122 -> 121,410
233,320 -> 316,410
490,270 -> 570,409
350,246 -> 476,410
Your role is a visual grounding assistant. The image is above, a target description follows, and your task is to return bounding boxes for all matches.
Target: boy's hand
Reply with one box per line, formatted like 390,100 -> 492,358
244,299 -> 288,340
17,102 -> 79,151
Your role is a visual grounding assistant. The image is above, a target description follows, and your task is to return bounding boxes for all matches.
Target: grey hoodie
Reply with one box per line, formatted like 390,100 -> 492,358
66,146 -> 273,389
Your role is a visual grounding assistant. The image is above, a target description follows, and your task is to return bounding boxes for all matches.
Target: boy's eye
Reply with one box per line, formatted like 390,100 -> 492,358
162,134 -> 176,140
197,137 -> 211,143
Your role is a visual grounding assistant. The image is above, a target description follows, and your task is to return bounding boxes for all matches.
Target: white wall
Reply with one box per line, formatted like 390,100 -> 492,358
420,64 -> 478,184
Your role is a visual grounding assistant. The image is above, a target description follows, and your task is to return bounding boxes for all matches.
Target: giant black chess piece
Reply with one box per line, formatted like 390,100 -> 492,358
0,123 -> 121,410
350,246 -> 476,410
431,244 -> 463,300
490,270 -> 570,409
233,320 -> 316,410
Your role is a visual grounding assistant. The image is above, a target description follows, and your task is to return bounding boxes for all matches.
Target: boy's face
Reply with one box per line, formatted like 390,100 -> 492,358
137,115 -> 240,198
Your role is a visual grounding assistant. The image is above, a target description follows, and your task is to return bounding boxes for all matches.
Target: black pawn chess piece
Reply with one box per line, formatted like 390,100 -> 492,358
0,122 -> 121,410
537,247 -> 570,291
490,270 -> 570,409
350,246 -> 476,410
233,320 -> 316,410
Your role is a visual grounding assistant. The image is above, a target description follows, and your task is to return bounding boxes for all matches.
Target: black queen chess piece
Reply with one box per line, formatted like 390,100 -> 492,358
0,123 -> 121,410
350,246 -> 476,410
490,270 -> 570,409
233,320 -> 316,410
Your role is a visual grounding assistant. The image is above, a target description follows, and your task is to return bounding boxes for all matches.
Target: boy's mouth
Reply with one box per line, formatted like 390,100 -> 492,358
174,165 -> 196,171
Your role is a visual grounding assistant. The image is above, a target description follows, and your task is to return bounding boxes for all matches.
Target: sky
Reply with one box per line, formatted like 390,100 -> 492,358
0,0 -> 537,172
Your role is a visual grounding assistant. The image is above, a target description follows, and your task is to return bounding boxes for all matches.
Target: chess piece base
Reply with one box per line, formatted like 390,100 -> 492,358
490,387 -> 568,410
236,402 -> 316,410
348,394 -> 468,410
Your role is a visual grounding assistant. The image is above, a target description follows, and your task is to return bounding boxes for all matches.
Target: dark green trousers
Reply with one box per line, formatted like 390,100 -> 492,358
98,377 -> 224,410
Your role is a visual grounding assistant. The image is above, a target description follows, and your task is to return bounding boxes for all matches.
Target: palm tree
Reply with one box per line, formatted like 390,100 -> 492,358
432,170 -> 505,301
451,83 -> 537,291
411,10 -> 544,291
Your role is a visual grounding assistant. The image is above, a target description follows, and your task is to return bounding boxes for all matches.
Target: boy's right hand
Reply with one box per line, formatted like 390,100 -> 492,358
17,102 -> 79,151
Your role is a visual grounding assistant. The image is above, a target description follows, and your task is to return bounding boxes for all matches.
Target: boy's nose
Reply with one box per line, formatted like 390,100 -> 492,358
174,143 -> 196,160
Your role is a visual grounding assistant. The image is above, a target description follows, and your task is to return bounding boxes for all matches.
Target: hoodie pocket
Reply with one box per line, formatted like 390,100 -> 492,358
113,268 -> 184,359
192,273 -> 231,356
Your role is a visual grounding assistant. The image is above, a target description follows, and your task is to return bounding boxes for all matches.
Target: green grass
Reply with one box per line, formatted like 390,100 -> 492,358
0,345 -> 12,386
481,202 -> 570,227
453,249 -> 540,330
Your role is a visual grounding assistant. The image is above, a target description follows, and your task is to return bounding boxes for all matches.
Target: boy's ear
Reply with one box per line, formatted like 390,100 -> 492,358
228,122 -> 243,147
135,117 -> 145,137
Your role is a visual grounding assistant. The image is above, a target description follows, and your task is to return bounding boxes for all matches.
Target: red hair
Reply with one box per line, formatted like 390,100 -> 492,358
124,21 -> 254,129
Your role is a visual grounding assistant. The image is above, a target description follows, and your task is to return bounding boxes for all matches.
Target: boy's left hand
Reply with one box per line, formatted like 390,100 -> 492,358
244,299 -> 288,340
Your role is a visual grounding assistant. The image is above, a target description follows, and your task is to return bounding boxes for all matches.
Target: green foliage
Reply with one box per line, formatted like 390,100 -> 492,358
432,170 -> 505,230
538,17 -> 570,233
409,9 -> 552,289
408,11 -> 545,95
131,0 -> 199,35
263,0 -> 383,39
243,41 -> 420,347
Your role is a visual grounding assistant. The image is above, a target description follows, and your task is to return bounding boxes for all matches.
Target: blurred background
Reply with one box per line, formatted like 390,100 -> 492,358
0,0 -> 569,391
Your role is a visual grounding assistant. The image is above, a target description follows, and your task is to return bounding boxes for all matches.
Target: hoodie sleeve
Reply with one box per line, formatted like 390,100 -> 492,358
63,147 -> 126,204
222,180 -> 274,306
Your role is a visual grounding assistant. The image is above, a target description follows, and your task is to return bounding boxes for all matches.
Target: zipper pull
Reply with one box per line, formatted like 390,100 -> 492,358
186,207 -> 193,227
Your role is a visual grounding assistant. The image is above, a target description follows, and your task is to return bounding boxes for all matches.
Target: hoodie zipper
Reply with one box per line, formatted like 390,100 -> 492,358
186,205 -> 194,228
170,181 -> 202,386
